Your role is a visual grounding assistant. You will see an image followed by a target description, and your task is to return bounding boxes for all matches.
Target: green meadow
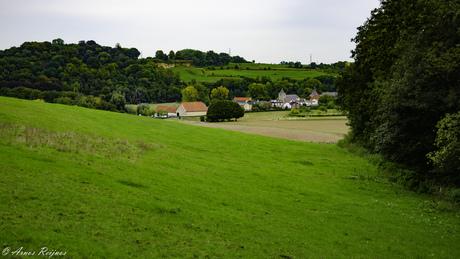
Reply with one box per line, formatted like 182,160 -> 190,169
1,96 -> 459,258
169,63 -> 328,82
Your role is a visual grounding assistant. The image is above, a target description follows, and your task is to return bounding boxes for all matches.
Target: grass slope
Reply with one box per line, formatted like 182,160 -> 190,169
1,97 -> 459,258
170,63 -> 329,82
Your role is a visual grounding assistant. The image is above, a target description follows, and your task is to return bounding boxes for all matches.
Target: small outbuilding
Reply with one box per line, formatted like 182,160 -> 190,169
176,102 -> 208,117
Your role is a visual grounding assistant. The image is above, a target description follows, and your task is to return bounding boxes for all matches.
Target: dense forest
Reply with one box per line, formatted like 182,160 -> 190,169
337,0 -> 460,190
0,38 -> 338,111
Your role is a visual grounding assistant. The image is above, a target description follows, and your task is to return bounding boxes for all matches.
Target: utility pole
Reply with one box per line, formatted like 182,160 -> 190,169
310,54 -> 312,64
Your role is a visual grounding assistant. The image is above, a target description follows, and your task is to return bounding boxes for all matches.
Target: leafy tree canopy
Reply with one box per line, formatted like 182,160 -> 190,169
206,100 -> 244,122
337,0 -> 460,187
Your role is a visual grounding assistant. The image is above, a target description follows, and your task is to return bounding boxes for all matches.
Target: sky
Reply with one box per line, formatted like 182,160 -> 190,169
0,0 -> 381,64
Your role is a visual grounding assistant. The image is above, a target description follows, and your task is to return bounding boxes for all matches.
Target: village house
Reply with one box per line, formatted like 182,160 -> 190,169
233,97 -> 253,111
305,99 -> 318,106
310,87 -> 338,99
283,99 -> 300,109
233,97 -> 251,102
270,100 -> 283,108
176,102 -> 208,117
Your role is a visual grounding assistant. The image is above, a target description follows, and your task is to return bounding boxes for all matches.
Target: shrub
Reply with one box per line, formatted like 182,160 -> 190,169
40,91 -> 61,103
136,103 -> 150,115
156,109 -> 168,117
110,93 -> 126,111
125,105 -> 136,115
55,97 -> 74,105
290,108 -> 300,115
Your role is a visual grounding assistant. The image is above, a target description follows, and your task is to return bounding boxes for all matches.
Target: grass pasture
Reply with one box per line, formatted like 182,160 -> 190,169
1,96 -> 459,258
169,63 -> 328,82
179,111 -> 349,143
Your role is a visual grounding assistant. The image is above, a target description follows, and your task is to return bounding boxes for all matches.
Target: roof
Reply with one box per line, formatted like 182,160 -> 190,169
233,97 -> 251,101
279,89 -> 286,94
285,94 -> 300,100
180,102 -> 208,112
155,106 -> 178,113
310,87 -> 319,97
285,99 -> 300,104
311,94 -> 321,100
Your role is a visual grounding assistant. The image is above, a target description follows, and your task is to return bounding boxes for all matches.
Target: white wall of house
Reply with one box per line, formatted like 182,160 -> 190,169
243,103 -> 252,111
176,105 -> 187,117
176,105 -> 207,117
186,111 -> 207,117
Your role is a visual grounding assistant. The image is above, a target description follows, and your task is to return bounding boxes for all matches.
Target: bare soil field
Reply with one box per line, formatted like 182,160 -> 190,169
179,118 -> 349,143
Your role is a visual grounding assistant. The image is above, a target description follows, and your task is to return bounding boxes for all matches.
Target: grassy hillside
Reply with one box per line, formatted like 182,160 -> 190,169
169,63 -> 329,82
1,97 -> 459,258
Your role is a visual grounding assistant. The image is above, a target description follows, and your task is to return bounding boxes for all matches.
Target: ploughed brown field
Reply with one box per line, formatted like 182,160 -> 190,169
179,115 -> 349,143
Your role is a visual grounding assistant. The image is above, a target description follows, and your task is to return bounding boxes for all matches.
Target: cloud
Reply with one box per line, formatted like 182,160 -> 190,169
0,0 -> 380,64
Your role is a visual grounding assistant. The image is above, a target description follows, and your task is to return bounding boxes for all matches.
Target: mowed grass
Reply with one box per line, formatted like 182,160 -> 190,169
170,63 -> 328,82
0,97 -> 459,258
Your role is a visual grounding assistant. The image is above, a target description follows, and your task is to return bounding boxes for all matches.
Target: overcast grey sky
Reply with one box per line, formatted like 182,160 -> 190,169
0,0 -> 380,64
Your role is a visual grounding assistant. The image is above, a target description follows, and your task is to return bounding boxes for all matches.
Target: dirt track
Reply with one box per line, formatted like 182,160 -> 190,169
179,119 -> 349,143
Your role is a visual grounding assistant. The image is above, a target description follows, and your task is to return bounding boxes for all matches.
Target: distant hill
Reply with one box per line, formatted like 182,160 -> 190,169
0,39 -> 341,111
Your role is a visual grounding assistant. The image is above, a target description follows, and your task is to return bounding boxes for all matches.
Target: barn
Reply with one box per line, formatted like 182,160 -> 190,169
176,102 -> 208,117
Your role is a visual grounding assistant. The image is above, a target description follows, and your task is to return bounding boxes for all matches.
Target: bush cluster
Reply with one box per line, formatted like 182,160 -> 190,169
1,86 -> 117,111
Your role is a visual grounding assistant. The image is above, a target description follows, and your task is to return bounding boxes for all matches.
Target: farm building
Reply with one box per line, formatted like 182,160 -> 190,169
155,105 -> 178,117
176,102 -> 208,117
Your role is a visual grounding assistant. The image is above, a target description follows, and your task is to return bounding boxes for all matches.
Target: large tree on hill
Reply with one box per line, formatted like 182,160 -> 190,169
337,0 -> 460,185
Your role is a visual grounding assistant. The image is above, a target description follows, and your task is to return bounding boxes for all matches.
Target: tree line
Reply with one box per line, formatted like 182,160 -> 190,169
155,49 -> 248,66
0,38 -> 338,113
337,0 -> 460,190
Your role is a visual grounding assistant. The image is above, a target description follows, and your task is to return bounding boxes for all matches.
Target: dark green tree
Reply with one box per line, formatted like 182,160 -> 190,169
207,100 -> 244,122
337,0 -> 460,185
168,50 -> 175,60
110,93 -> 126,111
427,112 -> 460,185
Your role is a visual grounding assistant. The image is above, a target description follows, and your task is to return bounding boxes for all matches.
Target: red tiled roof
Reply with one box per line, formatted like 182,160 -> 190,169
311,94 -> 321,100
155,105 -> 167,111
180,102 -> 208,112
165,106 -> 178,113
233,97 -> 250,101
155,105 -> 178,113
